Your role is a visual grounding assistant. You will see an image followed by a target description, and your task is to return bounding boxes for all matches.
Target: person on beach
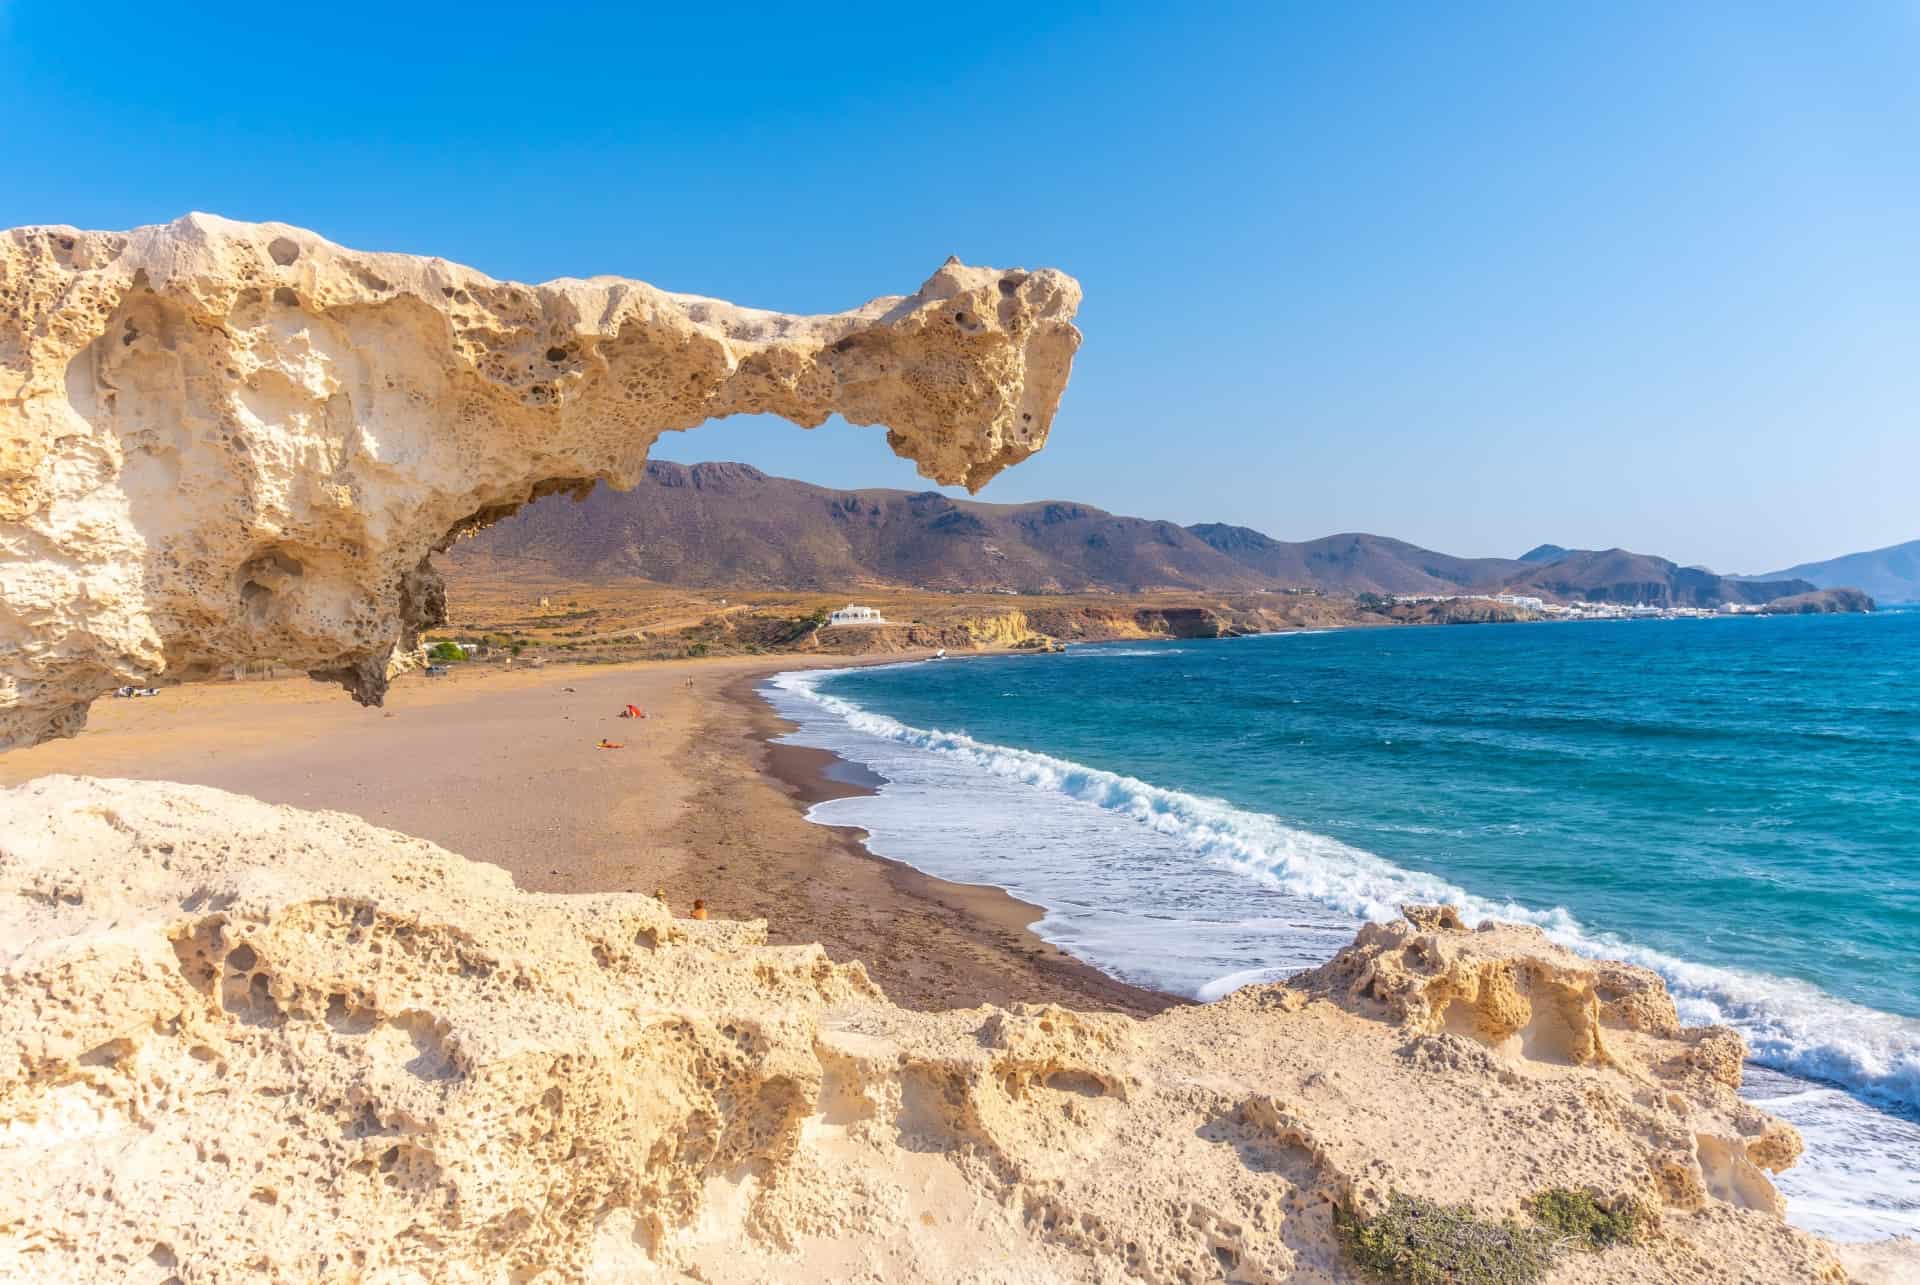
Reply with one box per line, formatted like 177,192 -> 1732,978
691,899 -> 708,920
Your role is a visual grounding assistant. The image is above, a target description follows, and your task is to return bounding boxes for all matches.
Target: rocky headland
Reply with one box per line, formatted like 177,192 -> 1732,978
1759,588 -> 1879,615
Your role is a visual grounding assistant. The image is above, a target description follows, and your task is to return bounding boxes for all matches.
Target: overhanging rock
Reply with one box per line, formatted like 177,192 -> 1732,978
0,215 -> 1082,748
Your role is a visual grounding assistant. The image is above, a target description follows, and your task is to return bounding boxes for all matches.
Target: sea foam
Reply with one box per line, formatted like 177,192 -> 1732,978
767,667 -> 1920,1117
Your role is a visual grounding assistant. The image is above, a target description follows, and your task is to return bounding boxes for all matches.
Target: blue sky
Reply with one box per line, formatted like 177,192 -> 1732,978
4,1 -> 1914,571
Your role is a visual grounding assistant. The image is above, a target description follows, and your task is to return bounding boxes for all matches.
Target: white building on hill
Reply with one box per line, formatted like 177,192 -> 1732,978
826,604 -> 886,626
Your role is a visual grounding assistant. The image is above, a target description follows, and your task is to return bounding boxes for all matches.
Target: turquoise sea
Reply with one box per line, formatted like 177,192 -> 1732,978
763,611 -> 1920,1242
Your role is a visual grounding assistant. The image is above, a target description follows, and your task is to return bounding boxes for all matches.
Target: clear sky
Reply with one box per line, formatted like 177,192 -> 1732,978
3,1 -> 1914,571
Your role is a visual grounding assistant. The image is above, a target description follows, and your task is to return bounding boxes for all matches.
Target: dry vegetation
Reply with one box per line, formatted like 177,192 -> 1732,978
425,573 -> 1412,667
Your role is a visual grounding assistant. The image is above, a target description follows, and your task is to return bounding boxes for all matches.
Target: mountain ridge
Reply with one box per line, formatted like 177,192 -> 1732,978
1740,539 -> 1920,604
448,461 -> 1832,607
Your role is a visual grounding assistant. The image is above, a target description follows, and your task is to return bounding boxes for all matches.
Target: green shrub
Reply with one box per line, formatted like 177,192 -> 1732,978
779,609 -> 829,644
428,641 -> 465,662
1528,1188 -> 1643,1250
686,642 -> 710,658
1336,1195 -> 1557,1285
1338,1189 -> 1643,1285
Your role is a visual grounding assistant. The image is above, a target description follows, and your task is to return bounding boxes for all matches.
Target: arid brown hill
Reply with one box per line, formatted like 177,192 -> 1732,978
450,462 -> 1271,592
1495,548 -> 1813,608
450,462 -> 1821,605
1187,524 -> 1537,595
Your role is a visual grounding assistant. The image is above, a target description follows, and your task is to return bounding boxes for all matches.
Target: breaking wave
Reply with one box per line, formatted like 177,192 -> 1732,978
767,666 -> 1920,1116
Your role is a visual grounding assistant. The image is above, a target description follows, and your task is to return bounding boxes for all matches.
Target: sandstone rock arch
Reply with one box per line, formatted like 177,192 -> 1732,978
0,215 -> 1082,748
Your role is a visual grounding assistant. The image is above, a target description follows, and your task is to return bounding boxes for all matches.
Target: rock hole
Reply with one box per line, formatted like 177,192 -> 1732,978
240,580 -> 273,619
545,347 -> 569,363
1043,1070 -> 1111,1099
268,237 -> 300,266
227,943 -> 257,972
325,993 -> 378,1034
78,1038 -> 133,1068
169,922 -> 223,994
273,286 -> 299,306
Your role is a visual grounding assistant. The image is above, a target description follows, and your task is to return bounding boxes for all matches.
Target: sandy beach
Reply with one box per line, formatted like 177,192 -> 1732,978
1,653 -> 1171,1017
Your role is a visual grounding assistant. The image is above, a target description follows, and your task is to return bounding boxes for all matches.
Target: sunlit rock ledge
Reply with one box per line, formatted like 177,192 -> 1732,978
0,776 -> 1854,1283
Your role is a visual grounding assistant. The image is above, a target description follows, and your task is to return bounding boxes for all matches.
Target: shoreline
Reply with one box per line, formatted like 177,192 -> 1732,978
740,640 -> 1920,1250
0,644 -> 1176,1017
1,645 -> 1914,1271
714,664 -> 1181,1016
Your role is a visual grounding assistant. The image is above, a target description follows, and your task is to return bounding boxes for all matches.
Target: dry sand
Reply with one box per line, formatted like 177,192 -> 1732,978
0,654 -> 1170,1016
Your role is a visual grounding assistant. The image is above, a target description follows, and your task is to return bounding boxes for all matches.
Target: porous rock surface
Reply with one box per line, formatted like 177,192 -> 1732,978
0,216 -> 1082,748
0,776 -> 1850,1283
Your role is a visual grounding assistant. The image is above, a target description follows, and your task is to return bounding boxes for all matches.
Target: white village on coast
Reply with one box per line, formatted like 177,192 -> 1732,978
1388,591 -> 1775,620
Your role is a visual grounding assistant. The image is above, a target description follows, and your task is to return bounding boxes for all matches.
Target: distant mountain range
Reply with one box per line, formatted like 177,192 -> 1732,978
448,461 -> 1852,608
1740,540 -> 1920,605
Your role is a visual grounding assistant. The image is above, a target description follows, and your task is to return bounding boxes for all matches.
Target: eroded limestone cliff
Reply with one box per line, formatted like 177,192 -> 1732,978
0,777 -> 1852,1283
0,216 -> 1081,748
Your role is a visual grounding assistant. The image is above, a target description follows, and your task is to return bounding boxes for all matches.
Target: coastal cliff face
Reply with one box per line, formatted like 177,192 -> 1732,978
1760,588 -> 1877,615
0,217 -> 1082,749
0,777 -> 1851,1283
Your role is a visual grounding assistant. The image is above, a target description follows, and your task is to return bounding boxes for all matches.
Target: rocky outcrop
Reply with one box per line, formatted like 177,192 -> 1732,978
0,216 -> 1082,748
1293,913 -> 1808,1219
0,777 -> 1852,1283
1384,597 -> 1537,625
1759,587 -> 1877,615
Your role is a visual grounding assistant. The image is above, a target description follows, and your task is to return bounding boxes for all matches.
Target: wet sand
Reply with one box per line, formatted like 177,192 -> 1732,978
707,668 -> 1176,1015
0,654 -> 1173,1015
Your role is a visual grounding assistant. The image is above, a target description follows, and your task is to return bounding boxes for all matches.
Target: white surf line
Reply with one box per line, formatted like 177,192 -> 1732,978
767,667 -> 1920,1114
